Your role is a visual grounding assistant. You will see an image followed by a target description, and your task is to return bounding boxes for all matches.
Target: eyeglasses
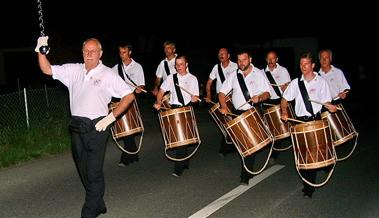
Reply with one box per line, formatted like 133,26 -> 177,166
82,49 -> 100,55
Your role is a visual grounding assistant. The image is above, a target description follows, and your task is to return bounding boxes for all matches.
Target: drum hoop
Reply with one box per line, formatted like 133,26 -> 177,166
291,120 -> 328,131
264,104 -> 281,114
333,132 -> 357,146
113,127 -> 143,139
165,138 -> 200,149
160,106 -> 192,117
296,158 -> 336,170
239,137 -> 272,157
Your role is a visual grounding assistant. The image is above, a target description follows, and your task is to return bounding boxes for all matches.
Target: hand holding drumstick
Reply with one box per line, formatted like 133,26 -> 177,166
308,99 -> 340,112
175,83 -> 202,102
125,80 -> 147,94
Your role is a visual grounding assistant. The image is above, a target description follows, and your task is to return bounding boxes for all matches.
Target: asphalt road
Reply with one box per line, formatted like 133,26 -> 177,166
0,97 -> 377,218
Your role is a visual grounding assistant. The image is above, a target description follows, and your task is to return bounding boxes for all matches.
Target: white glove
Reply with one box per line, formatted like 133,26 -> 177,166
95,113 -> 116,131
35,36 -> 49,53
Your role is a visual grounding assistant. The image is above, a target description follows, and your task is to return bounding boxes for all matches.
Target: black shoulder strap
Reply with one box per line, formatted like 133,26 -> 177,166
119,62 -> 138,86
164,60 -> 170,76
237,71 -> 252,106
218,64 -> 226,83
124,71 -> 138,87
265,70 -> 282,97
117,62 -> 125,80
298,78 -> 314,115
173,74 -> 185,106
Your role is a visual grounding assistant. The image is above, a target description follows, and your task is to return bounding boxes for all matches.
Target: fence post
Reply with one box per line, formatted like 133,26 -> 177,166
23,88 -> 30,129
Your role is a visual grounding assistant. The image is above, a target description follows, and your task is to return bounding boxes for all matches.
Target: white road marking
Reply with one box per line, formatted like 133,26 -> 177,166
188,165 -> 285,218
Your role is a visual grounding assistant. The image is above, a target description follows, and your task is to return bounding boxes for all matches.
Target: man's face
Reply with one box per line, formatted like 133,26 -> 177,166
319,51 -> 331,68
237,53 -> 251,71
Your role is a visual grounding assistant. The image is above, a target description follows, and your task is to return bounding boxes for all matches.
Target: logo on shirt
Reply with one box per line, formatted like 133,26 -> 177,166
93,78 -> 101,86
309,88 -> 316,94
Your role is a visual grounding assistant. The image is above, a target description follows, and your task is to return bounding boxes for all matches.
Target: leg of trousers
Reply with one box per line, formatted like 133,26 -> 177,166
120,135 -> 138,163
240,154 -> 255,180
300,169 -> 316,194
71,129 -> 109,218
174,146 -> 189,173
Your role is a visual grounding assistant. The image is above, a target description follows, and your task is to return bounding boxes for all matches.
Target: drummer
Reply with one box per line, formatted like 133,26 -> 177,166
153,55 -> 200,177
219,50 -> 271,185
318,49 -> 350,104
262,50 -> 292,164
112,41 -> 145,168
204,47 -> 238,157
280,52 -> 337,198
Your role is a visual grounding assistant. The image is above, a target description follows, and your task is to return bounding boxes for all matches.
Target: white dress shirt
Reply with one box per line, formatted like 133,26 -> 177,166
209,61 -> 238,93
52,62 -> 133,119
264,63 -> 291,99
318,65 -> 350,99
160,72 -> 199,106
155,55 -> 177,81
112,59 -> 145,91
283,72 -> 332,117
220,64 -> 271,111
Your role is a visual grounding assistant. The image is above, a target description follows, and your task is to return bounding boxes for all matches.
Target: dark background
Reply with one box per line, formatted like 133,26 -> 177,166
0,1 -> 375,95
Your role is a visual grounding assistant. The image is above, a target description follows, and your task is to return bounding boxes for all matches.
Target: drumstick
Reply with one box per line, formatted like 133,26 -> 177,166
286,117 -> 306,124
175,83 -> 202,102
308,99 -> 342,110
204,98 -> 217,105
226,112 -> 238,117
263,103 -> 276,107
333,90 -> 349,100
125,80 -> 147,93
237,99 -> 252,110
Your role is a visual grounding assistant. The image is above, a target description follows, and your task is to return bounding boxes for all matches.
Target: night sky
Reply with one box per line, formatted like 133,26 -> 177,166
0,1 -> 375,93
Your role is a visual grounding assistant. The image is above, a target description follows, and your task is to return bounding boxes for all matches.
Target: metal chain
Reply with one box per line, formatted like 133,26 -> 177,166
37,0 -> 46,36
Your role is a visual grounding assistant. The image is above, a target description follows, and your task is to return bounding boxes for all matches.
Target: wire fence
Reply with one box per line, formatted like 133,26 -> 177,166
0,87 -> 70,141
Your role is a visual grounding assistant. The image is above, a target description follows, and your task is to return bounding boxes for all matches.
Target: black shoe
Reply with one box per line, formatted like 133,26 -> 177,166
218,153 -> 226,158
82,208 -> 107,218
171,171 -> 182,177
240,178 -> 249,186
97,207 -> 107,216
131,155 -> 139,163
118,162 -> 128,168
303,192 -> 313,199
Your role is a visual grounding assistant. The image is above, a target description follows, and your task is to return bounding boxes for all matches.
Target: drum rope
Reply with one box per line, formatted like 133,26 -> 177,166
336,133 -> 359,161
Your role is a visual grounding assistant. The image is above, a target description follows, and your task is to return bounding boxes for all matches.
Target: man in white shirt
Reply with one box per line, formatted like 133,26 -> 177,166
36,37 -> 135,218
281,52 -> 336,199
154,55 -> 200,177
262,50 -> 292,164
152,41 -> 177,96
204,47 -> 238,157
112,42 -> 145,168
318,49 -> 350,103
219,50 -> 271,185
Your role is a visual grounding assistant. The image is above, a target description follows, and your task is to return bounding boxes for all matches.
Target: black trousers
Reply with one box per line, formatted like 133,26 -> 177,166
120,135 -> 139,164
241,155 -> 255,180
174,146 -> 190,173
219,135 -> 235,155
270,137 -> 292,159
70,116 -> 109,218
